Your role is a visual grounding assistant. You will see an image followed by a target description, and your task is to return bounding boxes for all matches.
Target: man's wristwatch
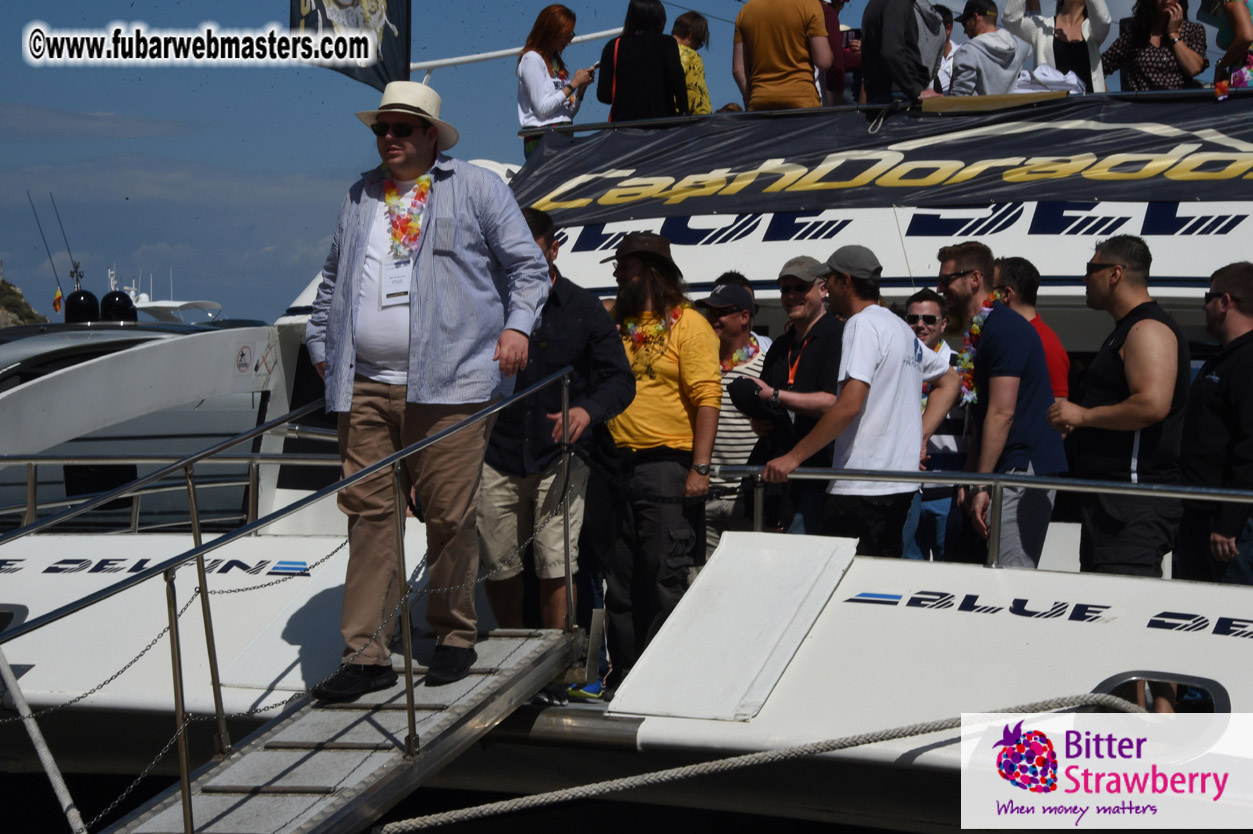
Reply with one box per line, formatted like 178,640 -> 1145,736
968,484 -> 989,495
768,388 -> 780,408
692,463 -> 711,476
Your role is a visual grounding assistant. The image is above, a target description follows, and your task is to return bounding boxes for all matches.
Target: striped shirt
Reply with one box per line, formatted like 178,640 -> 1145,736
305,156 -> 550,411
711,348 -> 768,488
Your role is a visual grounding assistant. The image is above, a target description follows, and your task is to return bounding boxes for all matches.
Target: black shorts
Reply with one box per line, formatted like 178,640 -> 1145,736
1079,492 -> 1182,578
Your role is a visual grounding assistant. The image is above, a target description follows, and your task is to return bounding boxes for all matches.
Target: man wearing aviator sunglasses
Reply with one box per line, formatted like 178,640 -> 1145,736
938,240 -> 1065,569
901,288 -> 965,561
306,81 -> 550,700
1047,235 -> 1190,580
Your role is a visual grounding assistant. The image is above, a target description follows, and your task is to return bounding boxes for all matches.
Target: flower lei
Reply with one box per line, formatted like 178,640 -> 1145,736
622,304 -> 686,345
622,305 -> 687,380
720,333 -> 760,372
383,175 -> 432,259
956,290 -> 1001,405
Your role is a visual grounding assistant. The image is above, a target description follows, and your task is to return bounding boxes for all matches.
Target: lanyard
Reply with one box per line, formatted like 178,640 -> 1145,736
785,336 -> 812,390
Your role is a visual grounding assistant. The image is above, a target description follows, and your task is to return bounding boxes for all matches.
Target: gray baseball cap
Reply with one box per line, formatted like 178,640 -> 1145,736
778,255 -> 823,282
812,245 -> 883,280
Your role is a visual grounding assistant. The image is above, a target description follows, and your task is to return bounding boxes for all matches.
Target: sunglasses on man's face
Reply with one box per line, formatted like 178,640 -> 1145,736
936,269 -> 972,288
906,314 -> 939,326
1084,261 -> 1123,276
371,121 -> 428,138
1205,290 -> 1240,305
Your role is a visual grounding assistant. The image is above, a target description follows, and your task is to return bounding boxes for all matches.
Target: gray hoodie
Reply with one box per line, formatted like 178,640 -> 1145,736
948,29 -> 1030,96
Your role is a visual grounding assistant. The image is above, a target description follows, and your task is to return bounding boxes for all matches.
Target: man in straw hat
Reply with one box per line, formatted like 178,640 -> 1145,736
306,81 -> 549,699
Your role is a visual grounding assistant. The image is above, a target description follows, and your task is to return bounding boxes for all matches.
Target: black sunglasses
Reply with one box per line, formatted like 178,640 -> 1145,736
1084,261 -> 1123,276
937,269 -> 973,287
371,120 -> 429,138
1205,290 -> 1240,304
906,314 -> 939,326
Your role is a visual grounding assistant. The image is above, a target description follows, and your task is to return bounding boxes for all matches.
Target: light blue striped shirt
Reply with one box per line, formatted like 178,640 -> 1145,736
305,156 -> 550,411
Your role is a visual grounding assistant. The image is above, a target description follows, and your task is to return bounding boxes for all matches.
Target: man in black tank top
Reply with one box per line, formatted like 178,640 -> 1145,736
1047,236 -> 1190,577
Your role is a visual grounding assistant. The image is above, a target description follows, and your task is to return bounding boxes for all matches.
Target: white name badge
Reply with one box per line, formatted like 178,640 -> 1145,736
381,259 -> 412,307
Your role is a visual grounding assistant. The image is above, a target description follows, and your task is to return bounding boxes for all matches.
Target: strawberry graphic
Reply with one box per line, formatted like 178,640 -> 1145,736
994,721 -> 1058,793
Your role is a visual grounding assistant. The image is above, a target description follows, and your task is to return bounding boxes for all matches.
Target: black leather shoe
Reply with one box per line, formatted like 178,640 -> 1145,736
424,645 -> 477,687
311,663 -> 397,702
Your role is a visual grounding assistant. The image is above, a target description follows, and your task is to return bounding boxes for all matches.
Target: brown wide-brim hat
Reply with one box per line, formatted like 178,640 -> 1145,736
599,232 -> 683,278
356,81 -> 460,151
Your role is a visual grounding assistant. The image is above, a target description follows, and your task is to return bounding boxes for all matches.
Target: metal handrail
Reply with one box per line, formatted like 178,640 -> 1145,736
716,465 -> 1253,505
411,27 -> 619,77
0,398 -> 327,545
1,367 -> 575,833
0,453 -> 339,467
516,88 -> 1253,138
0,478 -> 252,518
0,368 -> 571,645
721,464 -> 1253,569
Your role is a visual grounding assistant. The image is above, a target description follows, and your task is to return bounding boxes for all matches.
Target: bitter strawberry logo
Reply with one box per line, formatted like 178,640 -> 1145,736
995,720 -> 1058,793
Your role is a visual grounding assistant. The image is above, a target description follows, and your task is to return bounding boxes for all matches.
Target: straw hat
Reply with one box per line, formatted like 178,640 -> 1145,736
356,81 -> 460,151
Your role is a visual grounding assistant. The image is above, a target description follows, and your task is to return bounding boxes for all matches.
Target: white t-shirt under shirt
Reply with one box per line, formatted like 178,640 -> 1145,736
354,177 -> 418,384
829,304 -> 951,496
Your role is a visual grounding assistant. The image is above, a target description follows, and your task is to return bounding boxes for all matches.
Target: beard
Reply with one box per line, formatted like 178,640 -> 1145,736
614,275 -> 652,321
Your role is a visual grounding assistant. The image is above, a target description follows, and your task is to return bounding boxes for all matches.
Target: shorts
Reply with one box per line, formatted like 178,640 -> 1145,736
478,457 -> 588,580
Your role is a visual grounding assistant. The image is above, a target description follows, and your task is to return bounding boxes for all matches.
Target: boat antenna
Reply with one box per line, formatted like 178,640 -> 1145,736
49,192 -> 84,291
26,190 -> 64,297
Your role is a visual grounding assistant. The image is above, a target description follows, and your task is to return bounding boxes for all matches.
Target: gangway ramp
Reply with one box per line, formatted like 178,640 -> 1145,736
108,629 -> 579,834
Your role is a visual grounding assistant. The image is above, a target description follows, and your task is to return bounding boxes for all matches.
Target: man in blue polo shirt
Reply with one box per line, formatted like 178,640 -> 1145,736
939,241 -> 1066,568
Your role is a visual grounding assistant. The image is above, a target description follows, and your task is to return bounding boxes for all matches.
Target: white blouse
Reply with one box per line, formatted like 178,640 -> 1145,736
1002,0 -> 1113,92
517,50 -> 580,128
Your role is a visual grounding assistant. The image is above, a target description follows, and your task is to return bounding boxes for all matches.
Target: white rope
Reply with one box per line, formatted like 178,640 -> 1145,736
0,647 -> 87,833
379,693 -> 1145,832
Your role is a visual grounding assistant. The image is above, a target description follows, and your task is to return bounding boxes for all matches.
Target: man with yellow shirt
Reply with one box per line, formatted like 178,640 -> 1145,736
602,233 -> 721,689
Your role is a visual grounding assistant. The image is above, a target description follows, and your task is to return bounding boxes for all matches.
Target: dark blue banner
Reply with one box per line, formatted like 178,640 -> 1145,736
512,93 -> 1253,225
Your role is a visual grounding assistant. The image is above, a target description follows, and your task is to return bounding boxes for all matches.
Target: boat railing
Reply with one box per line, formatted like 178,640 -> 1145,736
411,27 -> 620,84
718,464 -> 1253,568
516,87 -> 1251,141
0,452 -> 340,531
0,367 -> 577,834
0,397 -> 327,545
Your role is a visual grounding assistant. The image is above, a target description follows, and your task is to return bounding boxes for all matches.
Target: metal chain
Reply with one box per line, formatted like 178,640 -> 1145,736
410,474 -> 571,599
0,537 -> 353,726
570,446 -> 742,505
86,716 -> 192,831
187,487 -> 570,719
0,581 -> 199,726
208,540 -> 347,595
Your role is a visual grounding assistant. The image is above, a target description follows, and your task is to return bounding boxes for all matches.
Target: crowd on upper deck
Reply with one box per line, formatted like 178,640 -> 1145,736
515,0 -> 1253,150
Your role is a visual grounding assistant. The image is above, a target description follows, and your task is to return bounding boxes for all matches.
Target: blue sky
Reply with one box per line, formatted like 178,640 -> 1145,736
0,0 -> 1199,322
0,1 -> 751,322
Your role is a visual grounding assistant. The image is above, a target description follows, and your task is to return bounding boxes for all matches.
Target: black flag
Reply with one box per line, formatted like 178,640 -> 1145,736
291,0 -> 410,91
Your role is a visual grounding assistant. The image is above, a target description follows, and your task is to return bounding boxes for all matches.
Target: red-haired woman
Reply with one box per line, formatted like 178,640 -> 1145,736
517,4 -> 596,158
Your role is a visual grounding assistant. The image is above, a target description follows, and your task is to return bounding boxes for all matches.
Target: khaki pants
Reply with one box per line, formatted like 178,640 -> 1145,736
337,377 -> 492,664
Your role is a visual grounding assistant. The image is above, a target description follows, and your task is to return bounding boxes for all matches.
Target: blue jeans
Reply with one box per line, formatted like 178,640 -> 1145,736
786,487 -> 828,535
903,492 -> 952,560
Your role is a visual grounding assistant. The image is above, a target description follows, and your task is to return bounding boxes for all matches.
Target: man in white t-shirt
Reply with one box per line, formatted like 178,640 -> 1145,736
764,245 -> 960,555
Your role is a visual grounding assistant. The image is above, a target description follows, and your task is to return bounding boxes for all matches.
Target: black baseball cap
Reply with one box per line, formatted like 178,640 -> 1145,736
955,0 -> 997,23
